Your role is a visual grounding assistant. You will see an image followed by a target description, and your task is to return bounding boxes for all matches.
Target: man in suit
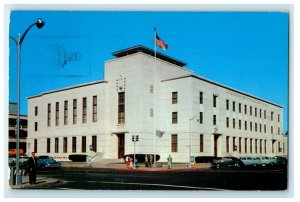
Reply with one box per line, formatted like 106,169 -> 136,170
28,152 -> 37,184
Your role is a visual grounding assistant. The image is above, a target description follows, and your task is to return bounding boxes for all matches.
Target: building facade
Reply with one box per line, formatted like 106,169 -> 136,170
27,46 -> 288,162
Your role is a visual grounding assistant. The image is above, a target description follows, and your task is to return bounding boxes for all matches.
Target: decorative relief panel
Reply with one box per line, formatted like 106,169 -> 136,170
116,75 -> 127,92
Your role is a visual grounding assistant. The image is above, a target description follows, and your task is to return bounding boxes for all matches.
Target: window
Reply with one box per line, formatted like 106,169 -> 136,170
226,99 -> 229,110
199,112 -> 203,124
260,109 -> 262,118
35,106 -> 38,116
226,136 -> 230,153
92,136 -> 97,152
82,97 -> 87,123
245,138 -> 248,154
264,125 -> 267,133
271,111 -> 274,121
213,115 -> 217,125
239,120 -> 241,130
232,101 -> 235,112
93,96 -> 97,122
55,102 -> 59,126
55,138 -> 59,153
264,110 -> 266,119
150,85 -> 153,93
73,99 -> 77,124
244,105 -> 247,114
250,122 -> 253,131
64,100 -> 68,125
271,126 -> 274,134
150,108 -> 153,117
278,127 -> 281,135
82,136 -> 86,153
47,103 -> 51,127
47,138 -> 50,153
250,106 -> 252,116
255,108 -> 257,117
172,112 -> 178,124
244,121 -> 247,130
278,114 -> 280,122
118,92 -> 125,124
171,134 -> 178,152
213,95 -> 217,107
226,117 -> 229,128
239,137 -> 241,153
233,137 -> 236,151
250,139 -> 253,153
172,92 -> 178,104
34,139 -> 37,153
34,122 -> 38,131
199,92 -> 203,104
63,137 -> 67,153
233,118 -> 235,129
239,103 -> 241,113
264,140 -> 267,153
260,140 -> 262,154
260,124 -> 262,133
255,139 -> 258,153
255,123 -> 257,132
200,134 -> 204,152
72,137 -> 76,153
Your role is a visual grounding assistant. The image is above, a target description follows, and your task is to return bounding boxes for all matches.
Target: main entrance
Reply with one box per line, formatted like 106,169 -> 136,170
213,134 -> 222,157
117,133 -> 125,159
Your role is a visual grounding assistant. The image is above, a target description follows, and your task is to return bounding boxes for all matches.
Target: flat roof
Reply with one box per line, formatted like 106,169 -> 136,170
28,80 -> 107,99
112,45 -> 187,67
162,75 -> 283,108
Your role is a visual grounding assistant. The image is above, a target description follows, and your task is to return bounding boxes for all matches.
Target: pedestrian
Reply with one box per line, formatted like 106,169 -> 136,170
167,155 -> 172,169
28,152 -> 37,184
145,155 -> 148,167
149,155 -> 153,167
129,157 -> 133,168
125,156 -> 130,168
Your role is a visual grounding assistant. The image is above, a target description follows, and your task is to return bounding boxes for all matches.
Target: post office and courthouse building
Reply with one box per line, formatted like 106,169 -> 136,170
27,46 -> 288,162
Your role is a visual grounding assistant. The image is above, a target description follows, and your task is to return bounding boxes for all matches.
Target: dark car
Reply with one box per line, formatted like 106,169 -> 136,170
211,157 -> 244,168
36,155 -> 61,170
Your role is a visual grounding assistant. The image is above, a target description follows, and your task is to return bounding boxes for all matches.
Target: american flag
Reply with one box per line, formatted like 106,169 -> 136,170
155,33 -> 168,50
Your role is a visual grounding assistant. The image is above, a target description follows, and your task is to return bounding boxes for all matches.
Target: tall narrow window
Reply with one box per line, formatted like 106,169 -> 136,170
255,139 -> 258,153
239,103 -> 241,113
92,136 -> 97,152
271,112 -> 274,121
264,125 -> 267,133
213,115 -> 217,125
150,85 -> 153,93
63,137 -> 67,153
82,136 -> 86,153
226,136 -> 230,153
250,106 -> 252,116
278,127 -> 281,135
260,109 -> 262,118
244,105 -> 247,114
245,138 -> 248,154
199,112 -> 203,124
73,99 -> 77,124
244,121 -> 247,130
233,137 -> 236,151
226,117 -> 229,128
264,110 -> 266,119
150,108 -> 153,117
55,102 -> 59,126
72,137 -> 76,153
278,114 -> 280,122
171,134 -> 178,152
93,96 -> 97,122
239,137 -> 241,153
239,120 -> 241,130
64,100 -> 68,125
255,123 -> 257,132
260,124 -> 262,133
250,122 -> 253,131
47,138 -> 50,153
199,92 -> 203,104
34,122 -> 38,131
47,103 -> 51,127
260,140 -> 262,153
55,138 -> 59,153
233,101 -> 235,112
250,139 -> 253,153
172,112 -> 178,124
255,108 -> 257,117
271,126 -> 274,134
34,139 -> 37,153
264,140 -> 267,153
226,99 -> 229,110
213,95 -> 217,107
35,106 -> 38,116
200,134 -> 204,152
172,92 -> 178,104
233,118 -> 236,129
82,97 -> 87,123
118,92 -> 125,124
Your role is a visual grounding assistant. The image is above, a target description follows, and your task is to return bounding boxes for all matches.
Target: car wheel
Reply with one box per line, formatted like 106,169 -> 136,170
235,163 -> 241,168
216,164 -> 220,169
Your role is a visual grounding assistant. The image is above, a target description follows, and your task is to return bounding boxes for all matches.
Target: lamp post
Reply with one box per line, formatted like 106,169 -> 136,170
189,115 -> 199,168
14,18 -> 45,185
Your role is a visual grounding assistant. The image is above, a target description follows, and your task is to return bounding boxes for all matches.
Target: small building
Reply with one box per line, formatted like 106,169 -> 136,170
27,45 -> 288,162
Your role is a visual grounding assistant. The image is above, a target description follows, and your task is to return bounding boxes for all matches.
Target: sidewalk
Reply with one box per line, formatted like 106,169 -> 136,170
9,175 -> 60,189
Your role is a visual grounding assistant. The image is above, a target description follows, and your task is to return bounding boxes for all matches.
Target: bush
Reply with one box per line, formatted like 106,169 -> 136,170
69,154 -> 87,162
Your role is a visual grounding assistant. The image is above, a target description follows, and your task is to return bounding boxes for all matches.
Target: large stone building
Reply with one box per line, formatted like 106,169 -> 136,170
27,46 -> 288,162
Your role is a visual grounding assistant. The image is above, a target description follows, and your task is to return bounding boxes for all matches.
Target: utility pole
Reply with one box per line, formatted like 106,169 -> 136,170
132,135 -> 139,169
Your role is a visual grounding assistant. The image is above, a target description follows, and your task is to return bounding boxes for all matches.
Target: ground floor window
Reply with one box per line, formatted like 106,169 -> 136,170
34,139 -> 37,153
82,136 -> 86,153
200,134 -> 204,152
47,138 -> 51,153
63,137 -> 68,153
171,134 -> 178,152
72,137 -> 77,153
55,138 -> 59,153
92,136 -> 97,152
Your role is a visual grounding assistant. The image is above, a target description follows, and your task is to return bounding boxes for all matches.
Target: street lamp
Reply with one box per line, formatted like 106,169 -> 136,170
14,18 -> 45,185
189,115 -> 199,168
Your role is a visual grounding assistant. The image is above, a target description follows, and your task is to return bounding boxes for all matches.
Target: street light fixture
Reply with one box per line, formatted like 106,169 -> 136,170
189,115 -> 199,168
14,18 -> 45,185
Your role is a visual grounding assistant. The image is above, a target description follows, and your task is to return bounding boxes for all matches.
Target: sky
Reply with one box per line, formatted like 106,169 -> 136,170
8,11 -> 288,132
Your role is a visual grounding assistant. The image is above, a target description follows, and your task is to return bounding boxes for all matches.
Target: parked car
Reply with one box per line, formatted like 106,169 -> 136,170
258,156 -> 276,167
36,155 -> 61,169
211,157 -> 244,168
19,155 -> 30,169
273,156 -> 288,168
240,156 -> 261,167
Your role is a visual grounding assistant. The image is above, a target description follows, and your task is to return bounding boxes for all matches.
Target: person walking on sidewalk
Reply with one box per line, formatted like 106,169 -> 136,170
167,155 -> 172,169
28,152 -> 37,184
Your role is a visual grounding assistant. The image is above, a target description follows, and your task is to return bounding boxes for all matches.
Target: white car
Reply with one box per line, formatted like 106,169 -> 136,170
240,157 -> 261,167
258,156 -> 276,167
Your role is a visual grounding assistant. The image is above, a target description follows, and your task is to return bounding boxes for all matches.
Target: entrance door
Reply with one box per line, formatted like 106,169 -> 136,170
118,134 -> 125,159
214,136 -> 218,157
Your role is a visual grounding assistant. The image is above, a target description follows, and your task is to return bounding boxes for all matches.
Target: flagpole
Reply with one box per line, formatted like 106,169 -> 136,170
154,28 -> 157,164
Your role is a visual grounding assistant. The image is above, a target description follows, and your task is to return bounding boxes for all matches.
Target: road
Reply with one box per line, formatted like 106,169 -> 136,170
30,167 -> 288,190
